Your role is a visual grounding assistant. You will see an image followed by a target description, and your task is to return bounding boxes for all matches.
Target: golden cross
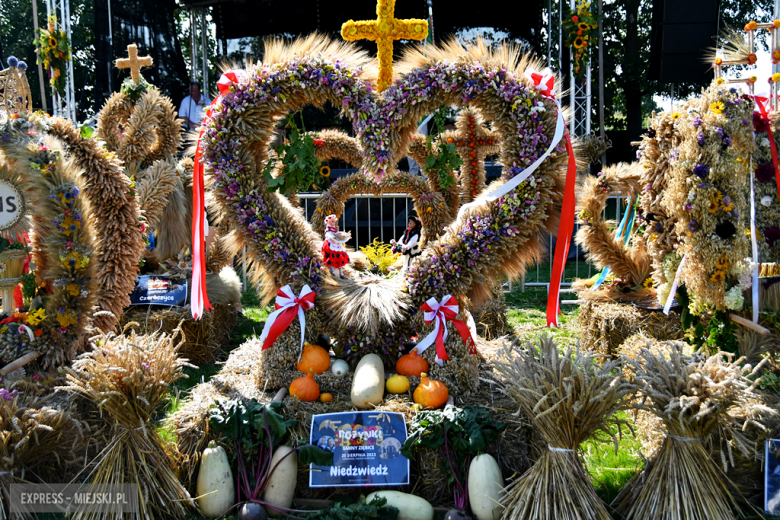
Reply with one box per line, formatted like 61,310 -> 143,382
341,0 -> 428,92
116,44 -> 153,84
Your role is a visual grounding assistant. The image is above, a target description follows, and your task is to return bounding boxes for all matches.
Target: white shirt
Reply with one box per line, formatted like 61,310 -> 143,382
178,95 -> 212,127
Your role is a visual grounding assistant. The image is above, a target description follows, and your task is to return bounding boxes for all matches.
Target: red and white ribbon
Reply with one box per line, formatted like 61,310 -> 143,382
259,284 -> 316,359
191,70 -> 246,319
664,253 -> 688,315
527,68 -> 555,98
417,295 -> 476,366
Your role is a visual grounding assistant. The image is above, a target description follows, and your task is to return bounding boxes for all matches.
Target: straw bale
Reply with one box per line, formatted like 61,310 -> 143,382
120,304 -> 239,365
577,301 -> 683,357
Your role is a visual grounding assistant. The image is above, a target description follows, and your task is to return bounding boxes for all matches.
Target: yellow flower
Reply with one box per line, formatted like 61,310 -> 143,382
0,327 -> 7,334
708,199 -> 720,213
573,37 -> 586,49
578,22 -> 590,30
709,101 -> 725,115
710,271 -> 725,283
320,165 -> 331,178
721,198 -> 734,212
716,78 -> 725,85
48,36 -> 57,48
773,72 -> 780,83
642,277 -> 655,289
66,283 -> 80,296
26,309 -> 45,326
671,112 -> 681,120
715,257 -> 729,270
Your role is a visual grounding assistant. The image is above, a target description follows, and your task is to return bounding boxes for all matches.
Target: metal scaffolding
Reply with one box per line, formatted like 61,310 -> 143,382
188,7 -> 210,95
44,0 -> 76,121
568,0 -> 591,138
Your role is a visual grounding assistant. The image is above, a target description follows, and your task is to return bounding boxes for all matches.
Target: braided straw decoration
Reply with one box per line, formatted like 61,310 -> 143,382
574,162 -> 651,297
134,158 -> 180,230
96,89 -> 182,169
49,119 -> 144,333
310,129 -> 364,166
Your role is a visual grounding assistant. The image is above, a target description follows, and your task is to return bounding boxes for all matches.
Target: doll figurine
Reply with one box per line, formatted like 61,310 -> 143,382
391,216 -> 422,273
322,214 -> 351,279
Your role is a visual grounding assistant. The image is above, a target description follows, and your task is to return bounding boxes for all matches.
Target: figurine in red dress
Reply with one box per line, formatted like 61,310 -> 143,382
322,214 -> 351,279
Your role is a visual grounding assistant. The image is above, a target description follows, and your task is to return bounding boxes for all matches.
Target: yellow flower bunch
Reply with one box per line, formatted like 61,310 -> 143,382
709,101 -> 726,115
65,283 -> 80,296
60,250 -> 89,269
359,238 -> 400,274
26,308 -> 45,327
55,309 -> 79,328
710,271 -> 725,283
714,257 -> 729,270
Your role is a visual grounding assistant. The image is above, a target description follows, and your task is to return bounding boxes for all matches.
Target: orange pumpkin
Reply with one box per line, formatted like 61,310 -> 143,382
413,373 -> 449,409
290,369 -> 320,402
320,392 -> 333,403
396,348 -> 429,377
296,343 -> 330,374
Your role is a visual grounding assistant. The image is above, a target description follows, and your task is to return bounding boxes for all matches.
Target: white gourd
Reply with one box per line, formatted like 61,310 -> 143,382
350,354 -> 384,408
366,490 -> 433,520
262,446 -> 297,517
196,441 -> 236,518
331,359 -> 349,377
467,454 -> 505,520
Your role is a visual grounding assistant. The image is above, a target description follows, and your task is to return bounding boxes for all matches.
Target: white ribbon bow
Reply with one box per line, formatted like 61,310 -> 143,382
259,284 -> 315,361
416,295 -> 459,366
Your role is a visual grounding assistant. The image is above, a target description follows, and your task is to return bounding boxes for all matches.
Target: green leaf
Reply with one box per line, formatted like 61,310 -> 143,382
297,443 -> 334,466
80,125 -> 94,139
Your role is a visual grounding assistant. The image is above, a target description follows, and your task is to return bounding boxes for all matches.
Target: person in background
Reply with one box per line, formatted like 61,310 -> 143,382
179,81 -> 211,131
391,216 -> 423,273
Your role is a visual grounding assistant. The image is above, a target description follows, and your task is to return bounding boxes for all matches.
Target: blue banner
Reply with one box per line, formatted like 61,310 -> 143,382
129,275 -> 188,307
309,411 -> 409,488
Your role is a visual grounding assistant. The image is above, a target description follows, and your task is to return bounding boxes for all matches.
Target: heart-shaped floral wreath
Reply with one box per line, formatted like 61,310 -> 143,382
199,37 -> 571,392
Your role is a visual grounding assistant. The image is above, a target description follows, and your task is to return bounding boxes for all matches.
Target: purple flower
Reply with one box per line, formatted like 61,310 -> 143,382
688,220 -> 699,231
693,164 -> 709,178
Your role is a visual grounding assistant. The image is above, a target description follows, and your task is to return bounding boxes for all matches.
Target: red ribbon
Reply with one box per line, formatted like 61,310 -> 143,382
259,285 -> 316,352
191,71 -> 241,319
546,134 -> 578,327
752,96 -> 780,196
419,295 -> 476,365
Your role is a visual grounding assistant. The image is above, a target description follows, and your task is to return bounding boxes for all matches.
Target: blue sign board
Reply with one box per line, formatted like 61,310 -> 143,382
129,275 -> 188,307
309,411 -> 409,488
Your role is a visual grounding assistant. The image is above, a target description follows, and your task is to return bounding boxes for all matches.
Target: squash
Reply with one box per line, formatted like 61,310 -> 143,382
468,454 -> 505,520
366,490 -> 433,520
196,440 -> 235,518
396,348 -> 429,377
385,374 -> 410,394
262,446 -> 297,517
413,373 -> 449,409
320,392 -> 333,403
296,343 -> 330,374
350,354 -> 384,408
331,359 -> 349,377
290,369 -> 320,402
